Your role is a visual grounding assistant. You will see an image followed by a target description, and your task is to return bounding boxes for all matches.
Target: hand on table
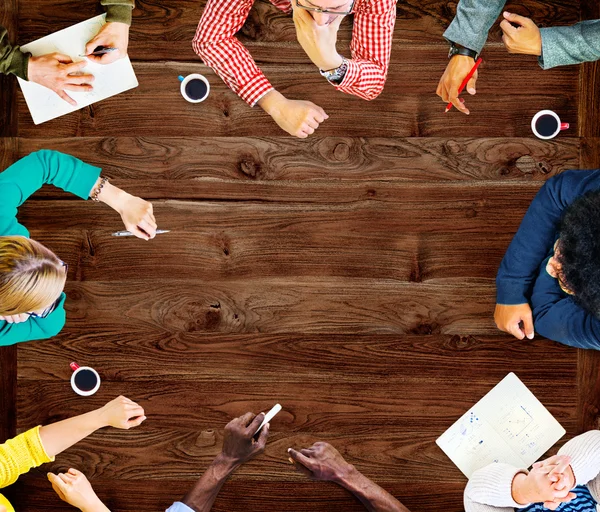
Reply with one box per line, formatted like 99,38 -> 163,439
436,55 -> 478,115
118,194 -> 156,240
500,12 -> 542,56
27,53 -> 94,106
85,22 -> 130,64
258,90 -> 328,138
292,3 -> 344,71
494,303 -> 535,340
47,468 -> 108,512
220,412 -> 270,466
288,442 -> 355,483
0,313 -> 30,324
97,395 -> 146,429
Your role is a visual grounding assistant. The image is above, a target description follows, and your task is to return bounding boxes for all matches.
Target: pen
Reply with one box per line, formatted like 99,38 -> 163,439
81,46 -> 118,57
112,229 -> 171,237
445,57 -> 483,113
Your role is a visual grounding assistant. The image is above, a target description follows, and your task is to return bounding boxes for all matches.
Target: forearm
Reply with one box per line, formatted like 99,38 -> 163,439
539,21 -> 600,69
0,25 -> 29,79
101,0 -> 135,25
443,0 -> 507,53
335,1 -> 395,101
92,178 -> 130,215
338,468 -> 410,512
181,455 -> 239,512
39,409 -> 107,458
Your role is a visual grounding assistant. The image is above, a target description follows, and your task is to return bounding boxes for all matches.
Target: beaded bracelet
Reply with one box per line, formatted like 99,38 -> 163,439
91,177 -> 108,202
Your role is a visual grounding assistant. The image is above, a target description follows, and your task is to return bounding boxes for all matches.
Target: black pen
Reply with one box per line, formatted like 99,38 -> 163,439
81,46 -> 118,57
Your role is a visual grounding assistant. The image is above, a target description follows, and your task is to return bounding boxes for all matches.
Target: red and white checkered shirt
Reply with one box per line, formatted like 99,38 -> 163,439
192,0 -> 397,106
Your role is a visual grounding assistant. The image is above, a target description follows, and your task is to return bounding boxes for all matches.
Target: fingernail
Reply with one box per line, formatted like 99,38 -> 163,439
287,448 -> 292,453
288,457 -> 294,464
527,333 -> 534,340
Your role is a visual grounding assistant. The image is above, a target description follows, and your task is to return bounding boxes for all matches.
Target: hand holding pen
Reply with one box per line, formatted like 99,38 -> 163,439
84,22 -> 130,64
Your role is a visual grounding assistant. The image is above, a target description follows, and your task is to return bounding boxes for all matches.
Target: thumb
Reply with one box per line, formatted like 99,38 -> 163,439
53,52 -> 74,64
466,72 -> 477,95
47,472 -> 67,489
522,311 -> 535,340
503,11 -> 532,27
85,37 -> 99,55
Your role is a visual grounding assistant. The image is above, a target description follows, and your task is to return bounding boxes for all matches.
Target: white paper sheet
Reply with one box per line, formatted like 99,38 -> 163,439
17,14 -> 138,125
436,372 -> 566,478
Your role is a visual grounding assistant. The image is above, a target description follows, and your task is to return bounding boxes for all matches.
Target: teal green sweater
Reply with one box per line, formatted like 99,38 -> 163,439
0,150 -> 101,346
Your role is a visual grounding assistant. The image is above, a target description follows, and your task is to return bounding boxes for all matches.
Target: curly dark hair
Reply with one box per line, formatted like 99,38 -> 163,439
558,189 -> 600,317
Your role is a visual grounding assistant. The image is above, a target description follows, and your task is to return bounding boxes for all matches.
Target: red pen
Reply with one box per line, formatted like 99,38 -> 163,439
445,57 -> 483,113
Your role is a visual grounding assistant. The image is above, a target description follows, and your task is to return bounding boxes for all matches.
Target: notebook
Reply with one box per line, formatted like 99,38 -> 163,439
17,14 -> 138,125
436,372 -> 566,478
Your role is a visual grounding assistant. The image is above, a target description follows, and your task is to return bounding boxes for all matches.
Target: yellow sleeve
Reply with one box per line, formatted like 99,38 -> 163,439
0,426 -> 54,488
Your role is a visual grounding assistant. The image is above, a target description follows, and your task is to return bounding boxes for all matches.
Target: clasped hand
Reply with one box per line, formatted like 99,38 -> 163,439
513,455 -> 576,509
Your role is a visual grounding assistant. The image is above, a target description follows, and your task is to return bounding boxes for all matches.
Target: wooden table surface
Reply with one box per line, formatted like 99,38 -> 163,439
1,0 -> 599,510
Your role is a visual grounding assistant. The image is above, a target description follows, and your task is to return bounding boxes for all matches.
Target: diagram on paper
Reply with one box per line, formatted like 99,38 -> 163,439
436,373 -> 566,478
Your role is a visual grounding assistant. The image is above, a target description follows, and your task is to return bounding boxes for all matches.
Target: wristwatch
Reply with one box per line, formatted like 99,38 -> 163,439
320,59 -> 348,85
448,42 -> 478,60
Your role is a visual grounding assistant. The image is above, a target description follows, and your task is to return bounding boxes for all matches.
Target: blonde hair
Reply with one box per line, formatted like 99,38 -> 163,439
0,236 -> 67,315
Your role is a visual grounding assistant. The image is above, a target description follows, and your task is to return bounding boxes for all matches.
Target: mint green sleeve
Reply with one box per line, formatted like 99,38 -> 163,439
0,150 -> 101,238
539,21 -> 600,69
0,295 -> 66,346
101,0 -> 135,25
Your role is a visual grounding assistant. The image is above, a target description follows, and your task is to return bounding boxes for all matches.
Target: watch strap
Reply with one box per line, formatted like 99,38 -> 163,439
448,43 -> 478,60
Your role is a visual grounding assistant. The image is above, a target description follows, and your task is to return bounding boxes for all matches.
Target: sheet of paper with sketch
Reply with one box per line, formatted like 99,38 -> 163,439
436,372 -> 566,478
17,14 -> 138,125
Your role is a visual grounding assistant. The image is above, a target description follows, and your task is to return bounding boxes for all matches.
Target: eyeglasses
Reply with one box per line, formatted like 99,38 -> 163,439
28,261 -> 68,319
295,0 -> 355,16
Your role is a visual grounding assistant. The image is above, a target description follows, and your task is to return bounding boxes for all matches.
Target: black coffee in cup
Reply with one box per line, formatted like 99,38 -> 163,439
535,114 -> 559,137
74,369 -> 99,392
185,79 -> 208,101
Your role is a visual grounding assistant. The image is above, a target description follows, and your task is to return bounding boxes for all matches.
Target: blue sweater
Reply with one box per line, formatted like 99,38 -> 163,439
496,170 -> 600,349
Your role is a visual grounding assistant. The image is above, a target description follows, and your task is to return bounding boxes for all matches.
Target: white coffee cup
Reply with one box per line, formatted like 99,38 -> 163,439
70,362 -> 101,396
531,110 -> 570,140
178,73 -> 210,103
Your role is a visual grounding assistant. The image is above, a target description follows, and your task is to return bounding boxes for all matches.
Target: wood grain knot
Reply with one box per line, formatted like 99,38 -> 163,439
332,142 -> 350,161
239,158 -> 261,178
366,188 -> 376,197
450,335 -> 471,348
409,322 -> 440,335
465,208 -> 478,218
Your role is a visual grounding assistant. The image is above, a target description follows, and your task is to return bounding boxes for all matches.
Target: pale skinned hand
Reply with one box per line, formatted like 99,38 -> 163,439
292,4 -> 344,71
259,90 -> 328,138
47,468 -> 106,512
494,303 -> 535,340
98,396 -> 146,429
118,194 -> 157,240
513,455 -> 575,507
0,313 -> 30,324
288,442 -> 355,483
533,455 -> 577,509
436,55 -> 478,115
85,22 -> 130,64
500,12 -> 542,56
27,53 -> 94,106
221,412 -> 270,465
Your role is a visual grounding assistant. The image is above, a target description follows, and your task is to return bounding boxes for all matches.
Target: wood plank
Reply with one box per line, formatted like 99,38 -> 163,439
35,278 -> 500,334
16,50 -> 578,138
13,477 -> 462,512
16,137 -> 580,183
16,334 -> 578,384
16,0 -> 581,60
